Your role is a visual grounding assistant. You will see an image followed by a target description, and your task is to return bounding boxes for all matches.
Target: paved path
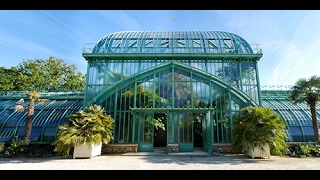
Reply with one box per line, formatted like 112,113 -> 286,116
1,151 -> 320,170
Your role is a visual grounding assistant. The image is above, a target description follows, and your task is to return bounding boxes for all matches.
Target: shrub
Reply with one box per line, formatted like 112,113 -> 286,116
52,104 -> 114,156
232,106 -> 289,156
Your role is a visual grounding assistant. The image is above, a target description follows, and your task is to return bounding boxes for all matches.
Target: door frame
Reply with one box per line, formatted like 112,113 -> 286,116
131,107 -> 214,152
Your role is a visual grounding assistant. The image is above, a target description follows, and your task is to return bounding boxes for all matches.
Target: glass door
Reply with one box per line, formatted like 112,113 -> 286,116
202,110 -> 214,153
137,112 -> 154,152
167,112 -> 194,152
178,112 -> 194,152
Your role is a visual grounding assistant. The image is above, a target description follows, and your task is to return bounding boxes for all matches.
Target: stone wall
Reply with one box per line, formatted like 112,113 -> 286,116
212,143 -> 234,154
102,143 -> 234,154
167,144 -> 179,153
102,144 -> 138,154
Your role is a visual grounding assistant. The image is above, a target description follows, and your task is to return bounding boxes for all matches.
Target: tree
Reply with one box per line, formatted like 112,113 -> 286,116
0,56 -> 86,91
14,90 -> 49,145
0,67 -> 17,94
290,75 -> 320,144
1,57 -> 85,145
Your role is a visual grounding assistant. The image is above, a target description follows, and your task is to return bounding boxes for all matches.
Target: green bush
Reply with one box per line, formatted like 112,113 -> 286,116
287,143 -> 320,157
232,106 -> 289,156
52,104 -> 114,156
0,136 -> 54,158
0,142 -> 5,154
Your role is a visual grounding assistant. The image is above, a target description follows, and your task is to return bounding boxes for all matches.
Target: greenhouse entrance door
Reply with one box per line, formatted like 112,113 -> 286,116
136,111 -> 195,152
136,112 -> 154,152
135,110 -> 212,153
167,112 -> 194,152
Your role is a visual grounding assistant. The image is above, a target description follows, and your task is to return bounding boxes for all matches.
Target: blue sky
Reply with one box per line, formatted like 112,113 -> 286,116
0,10 -> 319,87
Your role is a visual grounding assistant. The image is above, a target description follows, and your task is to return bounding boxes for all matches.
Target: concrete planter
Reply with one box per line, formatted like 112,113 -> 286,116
244,143 -> 270,159
73,142 -> 102,159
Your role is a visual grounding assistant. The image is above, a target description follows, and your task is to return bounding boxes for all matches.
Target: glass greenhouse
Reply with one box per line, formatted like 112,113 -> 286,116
0,91 -> 84,143
0,31 -> 319,153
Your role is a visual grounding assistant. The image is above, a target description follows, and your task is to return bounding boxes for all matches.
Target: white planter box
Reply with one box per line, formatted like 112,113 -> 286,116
244,143 -> 270,159
73,142 -> 102,159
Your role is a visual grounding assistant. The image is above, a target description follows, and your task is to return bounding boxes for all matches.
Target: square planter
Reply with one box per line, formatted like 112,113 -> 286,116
244,143 -> 270,159
73,142 -> 102,159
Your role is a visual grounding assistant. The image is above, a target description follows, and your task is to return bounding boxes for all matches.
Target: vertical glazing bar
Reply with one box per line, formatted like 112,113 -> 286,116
172,66 -> 174,107
228,89 -> 232,143
132,111 -> 136,143
255,61 -> 262,106
239,61 -> 243,91
190,71 -> 194,108
113,90 -> 119,143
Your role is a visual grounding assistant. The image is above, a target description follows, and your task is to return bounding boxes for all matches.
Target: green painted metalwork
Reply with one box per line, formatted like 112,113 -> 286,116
9,30 -> 320,149
136,112 -> 154,152
0,88 -> 319,144
261,86 -> 320,142
88,60 -> 258,107
83,31 -> 262,55
82,31 -> 263,151
0,91 -> 84,143
83,53 -> 262,61
131,107 -> 215,113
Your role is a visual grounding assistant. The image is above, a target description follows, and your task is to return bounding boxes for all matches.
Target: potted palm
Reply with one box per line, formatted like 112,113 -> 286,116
232,106 -> 288,158
52,104 -> 114,159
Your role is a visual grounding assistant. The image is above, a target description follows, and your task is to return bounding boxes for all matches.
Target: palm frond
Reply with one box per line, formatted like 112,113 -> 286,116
53,104 -> 114,156
232,106 -> 288,156
14,105 -> 25,112
16,98 -> 24,104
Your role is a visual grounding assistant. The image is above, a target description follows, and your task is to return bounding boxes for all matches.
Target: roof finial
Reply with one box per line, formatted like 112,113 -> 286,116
170,11 -> 175,32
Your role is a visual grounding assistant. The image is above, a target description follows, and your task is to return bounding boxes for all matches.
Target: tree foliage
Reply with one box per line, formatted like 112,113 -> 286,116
0,67 -> 19,94
52,105 -> 114,156
232,106 -> 288,156
0,56 -> 86,91
290,75 -> 320,144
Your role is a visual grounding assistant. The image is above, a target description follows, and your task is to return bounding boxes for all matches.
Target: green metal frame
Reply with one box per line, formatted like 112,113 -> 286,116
81,31 -> 263,150
89,60 -> 258,107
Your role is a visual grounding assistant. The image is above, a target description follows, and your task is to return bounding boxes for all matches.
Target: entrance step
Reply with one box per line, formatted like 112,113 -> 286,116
122,147 -> 223,156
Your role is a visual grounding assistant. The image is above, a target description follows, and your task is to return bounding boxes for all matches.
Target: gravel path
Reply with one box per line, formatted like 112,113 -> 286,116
1,153 -> 320,170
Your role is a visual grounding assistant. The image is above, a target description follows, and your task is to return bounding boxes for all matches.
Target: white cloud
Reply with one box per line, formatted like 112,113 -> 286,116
271,37 -> 320,85
272,44 -> 303,83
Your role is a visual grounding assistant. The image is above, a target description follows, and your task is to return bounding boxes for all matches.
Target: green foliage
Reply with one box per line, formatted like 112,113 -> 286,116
154,117 -> 165,131
290,75 -> 320,104
23,143 -> 54,157
232,106 -> 289,156
0,138 -> 54,158
287,143 -> 320,157
290,75 -> 320,144
2,136 -> 27,158
154,114 -> 167,147
52,104 -> 114,156
121,85 -> 167,108
0,142 -> 5,154
0,56 -> 86,91
0,66 -> 17,92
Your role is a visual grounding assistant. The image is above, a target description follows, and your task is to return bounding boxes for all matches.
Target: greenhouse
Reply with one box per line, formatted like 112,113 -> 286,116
0,31 -> 319,154
0,91 -> 84,143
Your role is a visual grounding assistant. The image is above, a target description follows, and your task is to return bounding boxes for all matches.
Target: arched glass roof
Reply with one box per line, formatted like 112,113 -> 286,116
0,91 -> 84,143
260,88 -> 320,142
91,31 -> 256,54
